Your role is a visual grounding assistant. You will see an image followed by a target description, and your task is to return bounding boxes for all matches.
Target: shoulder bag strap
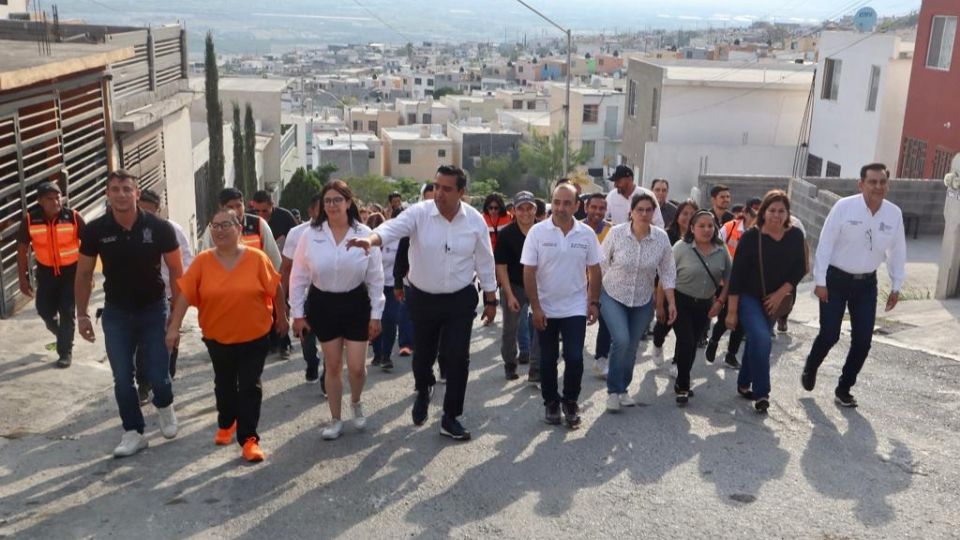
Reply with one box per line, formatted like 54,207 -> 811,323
758,228 -> 768,297
691,243 -> 721,293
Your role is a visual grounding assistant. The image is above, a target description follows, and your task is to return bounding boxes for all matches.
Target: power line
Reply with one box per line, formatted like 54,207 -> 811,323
349,0 -> 415,45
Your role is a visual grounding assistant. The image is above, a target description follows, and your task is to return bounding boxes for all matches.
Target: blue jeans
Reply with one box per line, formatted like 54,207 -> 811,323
373,286 -> 400,358
101,300 -> 173,433
595,313 -> 611,359
736,295 -> 775,399
538,316 -> 586,405
600,289 -> 655,394
805,268 -> 878,391
398,286 -> 414,349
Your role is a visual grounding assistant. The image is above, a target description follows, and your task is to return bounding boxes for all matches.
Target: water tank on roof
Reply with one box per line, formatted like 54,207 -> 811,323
854,7 -> 878,32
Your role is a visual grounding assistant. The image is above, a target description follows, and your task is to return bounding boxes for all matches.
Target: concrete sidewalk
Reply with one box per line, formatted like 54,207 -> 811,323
791,234 -> 960,361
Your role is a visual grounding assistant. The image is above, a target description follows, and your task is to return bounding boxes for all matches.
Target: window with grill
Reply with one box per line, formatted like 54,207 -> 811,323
627,79 -> 638,118
406,113 -> 417,124
806,154 -> 823,177
438,149 -> 447,158
581,140 -> 596,158
826,161 -> 842,177
352,120 -> 361,131
368,120 -> 378,134
933,147 -> 956,179
368,151 -> 376,159
866,65 -> 881,112
527,101 -> 536,110
422,113 -> 432,124
899,138 -> 927,178
821,58 -> 842,100
582,104 -> 599,123
399,149 -> 412,164
513,100 -> 523,109
927,16 -> 957,70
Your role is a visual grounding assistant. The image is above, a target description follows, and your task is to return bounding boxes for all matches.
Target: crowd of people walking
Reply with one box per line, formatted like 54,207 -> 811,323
14,161 -> 907,462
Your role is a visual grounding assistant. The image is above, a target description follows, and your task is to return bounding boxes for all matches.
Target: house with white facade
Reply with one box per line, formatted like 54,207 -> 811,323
549,85 -> 626,180
805,31 -> 914,178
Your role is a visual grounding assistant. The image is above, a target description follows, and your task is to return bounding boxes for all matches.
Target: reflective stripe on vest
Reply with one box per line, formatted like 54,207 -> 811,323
723,220 -> 743,257
27,209 -> 80,275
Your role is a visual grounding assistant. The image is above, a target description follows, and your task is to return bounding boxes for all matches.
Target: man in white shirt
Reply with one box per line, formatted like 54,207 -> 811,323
136,189 -> 194,402
348,165 -> 497,441
281,193 -> 324,390
604,165 -> 664,227
523,183 -> 602,429
802,163 -> 907,408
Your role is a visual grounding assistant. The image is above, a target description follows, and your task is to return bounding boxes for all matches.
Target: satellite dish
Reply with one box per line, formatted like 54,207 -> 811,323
854,7 -> 878,32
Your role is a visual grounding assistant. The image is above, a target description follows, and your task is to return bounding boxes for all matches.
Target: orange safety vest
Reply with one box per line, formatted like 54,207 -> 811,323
485,213 -> 512,251
722,219 -> 745,257
27,207 -> 81,275
240,213 -> 264,249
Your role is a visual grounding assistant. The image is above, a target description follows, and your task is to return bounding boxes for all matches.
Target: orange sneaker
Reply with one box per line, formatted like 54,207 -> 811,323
241,437 -> 265,463
214,421 -> 237,446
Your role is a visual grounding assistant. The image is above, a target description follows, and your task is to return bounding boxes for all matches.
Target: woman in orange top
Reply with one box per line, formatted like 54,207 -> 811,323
482,193 -> 512,252
165,209 -> 288,463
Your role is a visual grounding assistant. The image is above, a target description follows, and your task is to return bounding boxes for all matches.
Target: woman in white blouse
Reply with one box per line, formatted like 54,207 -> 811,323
291,180 -> 385,440
600,193 -> 677,412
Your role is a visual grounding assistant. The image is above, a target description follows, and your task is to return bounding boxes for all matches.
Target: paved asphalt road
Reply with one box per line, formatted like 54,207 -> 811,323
1,317 -> 958,539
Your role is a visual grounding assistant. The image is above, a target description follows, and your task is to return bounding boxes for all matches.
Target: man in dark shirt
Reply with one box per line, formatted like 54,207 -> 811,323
75,169 -> 184,458
651,178 -> 678,227
494,191 -> 540,383
250,189 -> 297,358
16,180 -> 86,368
709,184 -> 735,228
250,190 -> 298,250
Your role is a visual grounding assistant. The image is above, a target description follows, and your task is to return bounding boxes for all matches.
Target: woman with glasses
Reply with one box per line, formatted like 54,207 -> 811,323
290,180 -> 384,440
165,208 -> 287,463
726,190 -> 806,413
671,210 -> 732,405
600,193 -> 677,412
482,193 -> 512,252
652,199 -> 699,368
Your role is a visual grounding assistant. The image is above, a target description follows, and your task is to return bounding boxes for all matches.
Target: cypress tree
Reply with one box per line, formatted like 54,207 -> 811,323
204,32 -> 224,217
231,102 -> 244,191
243,103 -> 257,195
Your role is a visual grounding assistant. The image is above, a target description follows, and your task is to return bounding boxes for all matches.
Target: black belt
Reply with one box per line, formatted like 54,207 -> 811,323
828,266 -> 876,280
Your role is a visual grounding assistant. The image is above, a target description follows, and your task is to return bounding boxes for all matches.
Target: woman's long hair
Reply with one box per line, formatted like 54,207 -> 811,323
755,189 -> 792,230
684,209 -> 723,246
667,199 -> 699,239
312,180 -> 361,229
483,193 -> 506,216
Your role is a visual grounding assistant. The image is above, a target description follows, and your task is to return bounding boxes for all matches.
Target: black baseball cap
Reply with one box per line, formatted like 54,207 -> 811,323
140,188 -> 162,206
608,165 -> 634,182
36,182 -> 61,197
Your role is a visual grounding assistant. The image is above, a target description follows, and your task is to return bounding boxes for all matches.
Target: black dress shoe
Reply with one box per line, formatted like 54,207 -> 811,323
440,415 -> 471,440
755,399 -> 770,413
505,365 -> 519,380
56,355 -> 72,368
371,355 -> 382,367
544,401 -> 561,425
561,401 -> 581,429
412,387 -> 432,425
737,387 -> 754,400
518,352 -> 530,365
801,368 -> 817,391
723,353 -> 740,369
704,340 -> 718,363
834,388 -> 858,408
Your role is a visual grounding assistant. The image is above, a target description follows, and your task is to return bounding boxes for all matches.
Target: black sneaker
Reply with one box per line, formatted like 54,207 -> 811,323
675,388 -> 694,405
279,346 -> 291,360
412,387 -> 432,426
835,388 -> 858,408
544,401 -> 562,425
55,355 -> 72,368
801,367 -> 817,391
737,387 -> 754,400
371,355 -> 382,367
305,365 -> 319,384
704,340 -> 718,363
440,415 -> 471,440
723,353 -> 740,370
755,399 -> 770,413
505,365 -> 519,381
561,401 -> 581,429
518,352 -> 530,365
381,357 -> 394,371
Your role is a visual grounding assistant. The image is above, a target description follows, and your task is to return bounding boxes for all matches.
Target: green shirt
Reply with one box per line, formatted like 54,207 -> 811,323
672,241 -> 732,300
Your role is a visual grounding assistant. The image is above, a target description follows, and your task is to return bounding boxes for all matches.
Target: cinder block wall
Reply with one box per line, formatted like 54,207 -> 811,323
788,177 -> 843,249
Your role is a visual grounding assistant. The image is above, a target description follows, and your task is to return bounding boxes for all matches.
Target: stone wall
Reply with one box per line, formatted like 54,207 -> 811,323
788,177 -> 843,249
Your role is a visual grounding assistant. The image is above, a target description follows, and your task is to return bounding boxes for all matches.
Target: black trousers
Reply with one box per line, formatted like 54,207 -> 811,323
709,302 -> 744,356
407,285 -> 478,418
203,333 -> 270,446
35,264 -> 76,357
674,292 -> 713,392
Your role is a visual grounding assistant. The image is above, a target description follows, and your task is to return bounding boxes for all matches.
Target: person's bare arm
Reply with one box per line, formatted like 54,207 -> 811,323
496,264 -> 519,312
161,248 -> 184,308
74,254 -> 97,342
586,264 -> 601,324
523,265 -> 546,330
16,243 -> 33,297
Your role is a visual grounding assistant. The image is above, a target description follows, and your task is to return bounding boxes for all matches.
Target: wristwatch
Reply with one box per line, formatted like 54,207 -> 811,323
483,299 -> 498,307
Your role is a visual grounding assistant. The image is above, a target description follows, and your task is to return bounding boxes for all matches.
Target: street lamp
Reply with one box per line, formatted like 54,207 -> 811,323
515,0 -> 572,176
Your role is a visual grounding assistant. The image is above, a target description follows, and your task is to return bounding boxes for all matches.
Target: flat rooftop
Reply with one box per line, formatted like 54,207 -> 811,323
629,57 -> 815,88
0,40 -> 133,91
219,77 -> 292,93
381,127 -> 451,142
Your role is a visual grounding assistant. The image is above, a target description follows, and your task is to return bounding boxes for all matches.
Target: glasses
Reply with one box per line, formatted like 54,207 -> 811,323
324,196 -> 346,206
633,206 -> 655,215
210,221 -> 238,231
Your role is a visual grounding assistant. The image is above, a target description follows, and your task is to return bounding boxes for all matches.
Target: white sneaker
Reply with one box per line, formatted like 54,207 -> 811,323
651,346 -> 664,365
618,393 -> 636,407
351,401 -> 367,430
157,405 -> 178,439
593,357 -> 609,378
322,420 -> 343,440
113,430 -> 148,458
606,393 -> 621,412
669,363 -> 678,379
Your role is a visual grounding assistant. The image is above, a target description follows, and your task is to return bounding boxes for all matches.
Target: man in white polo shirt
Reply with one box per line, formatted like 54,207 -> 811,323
523,183 -> 602,429
605,165 -> 664,227
802,163 -> 906,408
